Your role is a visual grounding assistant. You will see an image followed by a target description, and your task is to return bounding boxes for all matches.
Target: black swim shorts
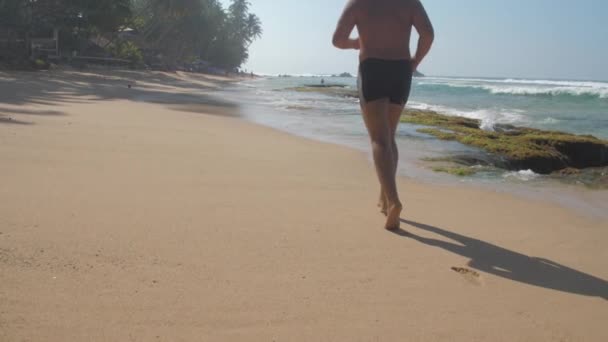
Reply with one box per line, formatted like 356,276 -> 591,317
358,58 -> 413,105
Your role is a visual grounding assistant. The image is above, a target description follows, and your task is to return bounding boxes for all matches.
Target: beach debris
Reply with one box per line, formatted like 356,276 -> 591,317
451,267 -> 480,276
451,267 -> 482,285
557,168 -> 582,176
549,166 -> 608,189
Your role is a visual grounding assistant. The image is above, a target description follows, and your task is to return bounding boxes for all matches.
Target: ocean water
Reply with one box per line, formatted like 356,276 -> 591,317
213,75 -> 607,215
236,75 -> 608,138
411,77 -> 608,138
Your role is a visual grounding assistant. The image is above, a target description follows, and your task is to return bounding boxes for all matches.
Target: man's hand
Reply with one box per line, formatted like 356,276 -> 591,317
411,58 -> 419,72
412,1 -> 434,72
333,0 -> 358,50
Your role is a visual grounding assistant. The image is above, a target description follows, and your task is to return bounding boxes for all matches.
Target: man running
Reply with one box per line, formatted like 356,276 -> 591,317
332,0 -> 434,230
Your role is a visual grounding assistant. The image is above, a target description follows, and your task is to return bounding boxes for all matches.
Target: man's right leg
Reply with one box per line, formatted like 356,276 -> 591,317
360,98 -> 402,230
379,103 -> 406,214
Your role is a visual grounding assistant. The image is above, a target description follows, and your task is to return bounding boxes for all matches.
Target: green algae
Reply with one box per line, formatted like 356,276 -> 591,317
402,109 -> 608,174
432,166 -> 477,177
288,86 -> 359,99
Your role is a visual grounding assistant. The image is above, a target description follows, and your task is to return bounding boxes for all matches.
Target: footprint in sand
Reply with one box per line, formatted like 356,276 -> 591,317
451,266 -> 483,286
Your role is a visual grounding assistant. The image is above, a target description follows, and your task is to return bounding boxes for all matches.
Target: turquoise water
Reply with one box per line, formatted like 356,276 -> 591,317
248,75 -> 608,138
411,77 -> 608,139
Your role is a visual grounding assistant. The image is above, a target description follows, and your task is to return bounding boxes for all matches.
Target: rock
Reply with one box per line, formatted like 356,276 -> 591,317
413,70 -> 425,77
332,72 -> 354,78
557,168 -> 582,176
302,84 -> 347,88
288,86 -> 358,99
402,109 -> 608,174
432,166 -> 477,177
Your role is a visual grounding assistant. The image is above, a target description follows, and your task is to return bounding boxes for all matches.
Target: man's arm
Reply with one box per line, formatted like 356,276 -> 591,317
412,0 -> 434,70
332,0 -> 360,50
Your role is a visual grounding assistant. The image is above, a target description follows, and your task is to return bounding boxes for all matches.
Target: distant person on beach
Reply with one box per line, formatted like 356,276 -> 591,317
332,0 -> 434,230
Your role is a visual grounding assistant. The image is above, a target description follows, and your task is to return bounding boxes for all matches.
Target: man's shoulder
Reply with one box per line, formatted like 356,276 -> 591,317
349,0 -> 421,11
349,0 -> 363,7
345,0 -> 360,10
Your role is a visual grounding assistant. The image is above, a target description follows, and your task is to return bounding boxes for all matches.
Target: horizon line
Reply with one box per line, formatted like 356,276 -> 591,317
251,72 -> 608,83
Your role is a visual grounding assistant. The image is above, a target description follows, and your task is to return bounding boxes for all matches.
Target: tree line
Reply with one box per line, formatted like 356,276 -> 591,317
0,0 -> 262,70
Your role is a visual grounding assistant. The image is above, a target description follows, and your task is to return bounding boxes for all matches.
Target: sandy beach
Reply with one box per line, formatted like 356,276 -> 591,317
1,70 -> 607,341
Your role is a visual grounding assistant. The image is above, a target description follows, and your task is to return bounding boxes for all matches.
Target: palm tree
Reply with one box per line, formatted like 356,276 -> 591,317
129,0 -> 261,69
244,13 -> 261,46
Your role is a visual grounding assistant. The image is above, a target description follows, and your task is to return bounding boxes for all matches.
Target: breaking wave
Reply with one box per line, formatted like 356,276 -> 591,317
418,77 -> 608,99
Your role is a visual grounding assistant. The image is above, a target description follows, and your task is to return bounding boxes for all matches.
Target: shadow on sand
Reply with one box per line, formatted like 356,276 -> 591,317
0,116 -> 32,125
392,219 -> 608,300
0,70 -> 239,125
0,105 -> 66,126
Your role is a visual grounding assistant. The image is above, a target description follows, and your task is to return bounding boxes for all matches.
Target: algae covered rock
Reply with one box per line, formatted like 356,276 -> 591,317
288,86 -> 359,99
413,70 -> 425,77
331,72 -> 354,78
402,110 -> 608,174
432,166 -> 477,177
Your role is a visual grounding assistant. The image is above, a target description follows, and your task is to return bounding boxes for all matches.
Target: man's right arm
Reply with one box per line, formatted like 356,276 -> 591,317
332,0 -> 360,50
412,1 -> 434,70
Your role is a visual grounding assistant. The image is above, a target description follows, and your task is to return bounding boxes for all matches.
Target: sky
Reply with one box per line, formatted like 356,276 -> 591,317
221,0 -> 608,80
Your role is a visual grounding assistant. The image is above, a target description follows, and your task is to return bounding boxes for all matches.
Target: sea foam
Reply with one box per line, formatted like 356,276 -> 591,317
503,170 -> 541,181
418,77 -> 608,98
408,102 -> 525,131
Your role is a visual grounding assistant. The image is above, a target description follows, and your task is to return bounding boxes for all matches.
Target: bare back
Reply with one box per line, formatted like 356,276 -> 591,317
355,0 -> 417,60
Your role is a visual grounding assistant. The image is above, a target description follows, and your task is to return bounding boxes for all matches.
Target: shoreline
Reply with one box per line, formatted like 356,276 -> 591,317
1,70 -> 607,341
215,80 -> 608,221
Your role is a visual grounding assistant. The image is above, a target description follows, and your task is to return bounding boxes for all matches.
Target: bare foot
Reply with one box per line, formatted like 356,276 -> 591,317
385,202 -> 403,231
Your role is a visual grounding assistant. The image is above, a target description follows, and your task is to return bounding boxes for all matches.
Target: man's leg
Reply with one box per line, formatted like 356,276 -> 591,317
360,99 -> 402,230
379,104 -> 406,214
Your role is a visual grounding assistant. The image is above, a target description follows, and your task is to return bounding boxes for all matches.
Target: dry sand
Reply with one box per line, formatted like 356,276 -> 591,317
1,70 -> 607,341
